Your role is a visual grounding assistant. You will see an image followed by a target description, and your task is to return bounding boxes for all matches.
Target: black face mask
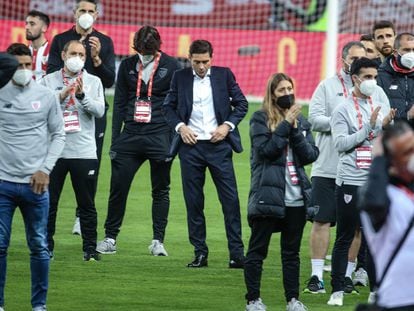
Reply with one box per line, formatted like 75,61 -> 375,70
276,94 -> 295,109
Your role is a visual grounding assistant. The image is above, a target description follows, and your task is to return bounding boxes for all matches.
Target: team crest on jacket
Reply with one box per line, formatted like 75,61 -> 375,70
344,194 -> 353,204
157,68 -> 168,79
31,101 -> 41,111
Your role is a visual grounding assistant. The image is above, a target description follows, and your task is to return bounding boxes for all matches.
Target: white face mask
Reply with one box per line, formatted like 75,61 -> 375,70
65,56 -> 85,73
407,155 -> 414,174
343,59 -> 352,74
12,69 -> 32,86
358,79 -> 377,97
400,52 -> 414,69
78,13 -> 94,30
138,53 -> 155,66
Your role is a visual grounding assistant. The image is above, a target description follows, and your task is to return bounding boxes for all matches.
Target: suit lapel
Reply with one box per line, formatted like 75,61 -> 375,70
185,69 -> 193,116
210,67 -> 222,123
182,68 -> 194,116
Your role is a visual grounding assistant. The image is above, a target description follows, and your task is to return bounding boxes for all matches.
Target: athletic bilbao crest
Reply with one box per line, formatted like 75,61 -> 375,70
344,194 -> 353,204
157,68 -> 168,79
31,101 -> 41,111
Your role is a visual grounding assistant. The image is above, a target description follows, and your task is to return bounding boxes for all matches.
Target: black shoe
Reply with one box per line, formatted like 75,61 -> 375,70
83,251 -> 101,261
187,255 -> 208,268
344,276 -> 359,294
229,257 -> 245,269
303,275 -> 326,294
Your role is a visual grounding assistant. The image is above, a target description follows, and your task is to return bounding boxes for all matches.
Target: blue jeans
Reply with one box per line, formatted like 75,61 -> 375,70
0,180 -> 50,308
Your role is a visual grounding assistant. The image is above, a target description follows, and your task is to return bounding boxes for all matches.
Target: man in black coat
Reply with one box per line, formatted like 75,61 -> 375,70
96,26 -> 181,257
377,33 -> 414,121
47,0 -> 115,234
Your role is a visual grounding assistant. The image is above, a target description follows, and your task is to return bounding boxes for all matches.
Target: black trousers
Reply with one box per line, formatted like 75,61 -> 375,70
104,131 -> 171,242
48,158 -> 98,252
357,230 -> 377,291
75,108 -> 107,218
331,184 -> 360,292
179,141 -> 244,259
244,207 -> 307,302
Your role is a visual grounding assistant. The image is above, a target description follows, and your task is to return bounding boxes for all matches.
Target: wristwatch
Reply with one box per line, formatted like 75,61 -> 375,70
75,92 -> 85,100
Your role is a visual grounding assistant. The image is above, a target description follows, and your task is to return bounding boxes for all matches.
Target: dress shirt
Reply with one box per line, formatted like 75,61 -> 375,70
175,69 -> 234,138
188,69 -> 216,139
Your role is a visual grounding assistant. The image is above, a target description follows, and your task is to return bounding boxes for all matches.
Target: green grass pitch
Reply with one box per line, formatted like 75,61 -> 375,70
4,99 -> 368,310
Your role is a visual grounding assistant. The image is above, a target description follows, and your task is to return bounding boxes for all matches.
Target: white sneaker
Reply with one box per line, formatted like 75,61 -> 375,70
286,298 -> 308,311
32,306 -> 47,311
353,267 -> 368,286
96,238 -> 116,254
0,306 -> 4,311
148,240 -> 168,256
246,298 -> 266,311
72,217 -> 81,235
367,291 -> 377,304
327,291 -> 344,306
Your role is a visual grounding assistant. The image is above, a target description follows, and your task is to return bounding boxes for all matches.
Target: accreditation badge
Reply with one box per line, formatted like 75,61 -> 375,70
134,98 -> 152,123
63,110 -> 81,133
355,146 -> 372,169
287,161 -> 299,185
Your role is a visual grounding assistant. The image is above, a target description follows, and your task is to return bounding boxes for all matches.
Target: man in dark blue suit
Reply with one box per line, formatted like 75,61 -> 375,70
163,39 -> 248,268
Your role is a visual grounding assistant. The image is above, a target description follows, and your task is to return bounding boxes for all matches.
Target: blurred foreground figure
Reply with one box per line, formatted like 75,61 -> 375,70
358,120 -> 414,311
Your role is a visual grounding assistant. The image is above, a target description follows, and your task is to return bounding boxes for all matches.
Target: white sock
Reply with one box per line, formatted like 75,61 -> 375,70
345,261 -> 356,278
311,259 -> 324,280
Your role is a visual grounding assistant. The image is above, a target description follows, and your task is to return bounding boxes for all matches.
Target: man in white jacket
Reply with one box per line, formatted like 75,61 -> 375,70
0,43 -> 65,311
305,41 -> 390,295
41,40 -> 104,261
328,57 -> 394,307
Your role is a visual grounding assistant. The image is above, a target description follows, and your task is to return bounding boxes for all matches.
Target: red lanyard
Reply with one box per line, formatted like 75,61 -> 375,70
352,93 -> 374,140
337,73 -> 348,98
62,69 -> 83,108
136,52 -> 161,99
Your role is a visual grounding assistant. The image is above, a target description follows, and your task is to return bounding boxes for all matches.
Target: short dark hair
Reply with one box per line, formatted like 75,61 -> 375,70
27,10 -> 50,27
382,120 -> 413,156
394,32 -> 414,49
6,43 -> 31,57
189,40 -> 213,57
360,34 -> 374,41
341,41 -> 365,59
75,0 -> 98,10
372,20 -> 396,36
350,57 -> 378,76
133,25 -> 161,54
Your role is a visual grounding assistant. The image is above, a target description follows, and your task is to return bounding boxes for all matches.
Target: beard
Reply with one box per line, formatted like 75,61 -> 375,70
26,32 -> 41,41
381,46 -> 393,57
